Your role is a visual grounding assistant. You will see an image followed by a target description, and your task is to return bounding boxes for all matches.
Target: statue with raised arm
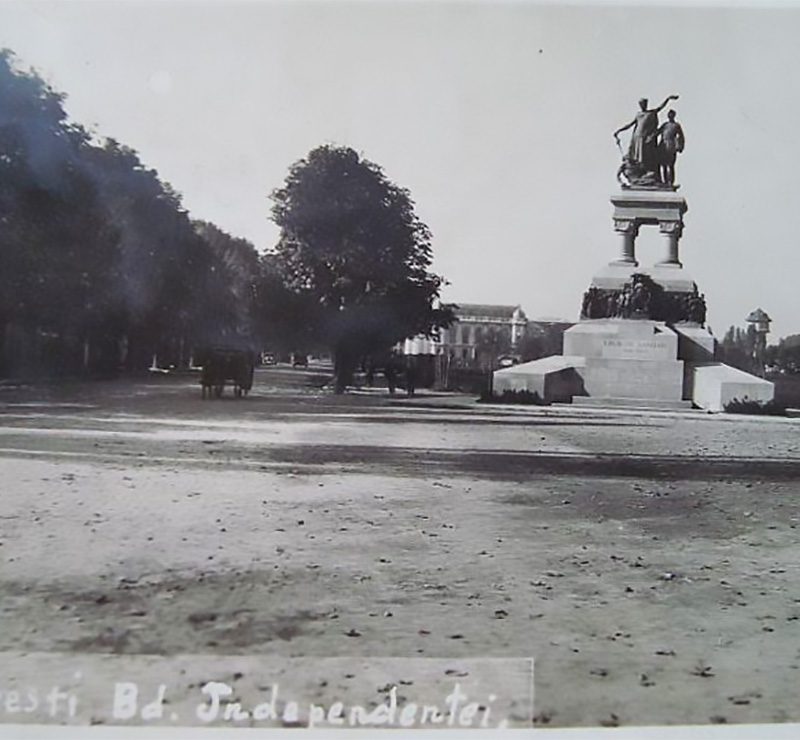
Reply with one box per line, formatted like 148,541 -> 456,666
614,95 -> 679,188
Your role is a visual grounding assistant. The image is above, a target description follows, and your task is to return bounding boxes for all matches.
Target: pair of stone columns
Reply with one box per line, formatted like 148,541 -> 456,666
614,218 -> 682,267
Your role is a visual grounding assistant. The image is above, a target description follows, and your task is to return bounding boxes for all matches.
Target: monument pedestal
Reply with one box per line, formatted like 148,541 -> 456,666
493,183 -> 775,412
493,317 -> 772,412
563,320 -> 684,402
494,319 -> 689,408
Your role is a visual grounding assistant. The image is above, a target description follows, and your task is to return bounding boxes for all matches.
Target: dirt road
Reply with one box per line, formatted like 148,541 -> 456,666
1,370 -> 799,728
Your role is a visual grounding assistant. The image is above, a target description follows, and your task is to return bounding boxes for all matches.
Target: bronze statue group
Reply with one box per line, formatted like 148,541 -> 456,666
614,95 -> 685,189
581,274 -> 707,325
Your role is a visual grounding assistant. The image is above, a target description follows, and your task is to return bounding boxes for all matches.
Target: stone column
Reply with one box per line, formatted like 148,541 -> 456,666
613,219 -> 639,265
658,221 -> 683,267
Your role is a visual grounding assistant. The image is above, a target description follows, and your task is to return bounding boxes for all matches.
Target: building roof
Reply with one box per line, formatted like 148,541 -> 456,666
746,308 -> 771,323
453,303 -> 526,320
529,316 -> 574,325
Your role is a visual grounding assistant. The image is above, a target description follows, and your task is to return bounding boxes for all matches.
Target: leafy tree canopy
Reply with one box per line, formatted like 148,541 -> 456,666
766,333 -> 800,374
0,48 -> 258,376
268,145 -> 453,389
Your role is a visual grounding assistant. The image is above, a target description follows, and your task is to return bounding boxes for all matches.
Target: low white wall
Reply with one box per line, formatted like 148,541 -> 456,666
493,355 -> 585,401
689,362 -> 774,412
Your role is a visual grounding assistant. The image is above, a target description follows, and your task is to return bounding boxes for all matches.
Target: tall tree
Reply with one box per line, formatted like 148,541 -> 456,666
0,48 -> 257,376
766,334 -> 800,374
193,220 -> 261,349
720,324 -> 757,374
518,322 -> 570,363
269,145 -> 453,391
0,49 -> 122,374
253,253 -> 321,358
474,326 -> 512,370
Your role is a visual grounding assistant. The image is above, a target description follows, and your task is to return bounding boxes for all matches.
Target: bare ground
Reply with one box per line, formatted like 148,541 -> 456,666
1,370 -> 800,728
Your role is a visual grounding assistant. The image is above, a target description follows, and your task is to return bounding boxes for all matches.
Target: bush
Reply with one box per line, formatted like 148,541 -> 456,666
447,367 -> 491,394
724,397 -> 787,416
478,388 -> 548,405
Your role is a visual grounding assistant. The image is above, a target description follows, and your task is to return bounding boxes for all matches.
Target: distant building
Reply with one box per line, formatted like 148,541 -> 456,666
438,304 -> 528,365
396,304 -> 575,388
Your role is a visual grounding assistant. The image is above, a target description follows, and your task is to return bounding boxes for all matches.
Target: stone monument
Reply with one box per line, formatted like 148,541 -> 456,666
494,96 -> 774,411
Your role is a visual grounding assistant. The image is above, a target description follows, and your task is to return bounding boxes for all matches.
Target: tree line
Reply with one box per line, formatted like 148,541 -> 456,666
0,50 -> 451,388
719,325 -> 800,375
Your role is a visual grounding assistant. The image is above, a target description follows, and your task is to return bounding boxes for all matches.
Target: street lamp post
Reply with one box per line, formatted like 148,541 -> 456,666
746,308 -> 771,378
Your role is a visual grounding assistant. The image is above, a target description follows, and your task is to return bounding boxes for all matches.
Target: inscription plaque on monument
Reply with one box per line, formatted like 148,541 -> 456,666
600,337 -> 671,360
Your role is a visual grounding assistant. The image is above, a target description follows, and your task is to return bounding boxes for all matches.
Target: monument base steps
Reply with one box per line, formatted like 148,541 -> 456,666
569,396 -> 694,411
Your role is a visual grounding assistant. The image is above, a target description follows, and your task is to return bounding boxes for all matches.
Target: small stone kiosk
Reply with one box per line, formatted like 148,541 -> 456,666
494,95 -> 774,411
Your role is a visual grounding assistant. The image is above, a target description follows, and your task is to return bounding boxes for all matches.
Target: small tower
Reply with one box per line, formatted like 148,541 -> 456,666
746,308 -> 772,377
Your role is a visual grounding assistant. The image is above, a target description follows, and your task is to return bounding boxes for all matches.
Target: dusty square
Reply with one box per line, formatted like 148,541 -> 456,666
1,370 -> 799,728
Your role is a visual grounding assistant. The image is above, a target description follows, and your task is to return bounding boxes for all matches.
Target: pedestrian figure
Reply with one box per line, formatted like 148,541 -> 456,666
405,355 -> 417,397
384,352 -> 399,395
365,356 -> 375,387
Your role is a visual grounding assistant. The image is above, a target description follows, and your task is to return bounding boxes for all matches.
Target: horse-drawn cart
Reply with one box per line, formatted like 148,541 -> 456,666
197,347 -> 255,399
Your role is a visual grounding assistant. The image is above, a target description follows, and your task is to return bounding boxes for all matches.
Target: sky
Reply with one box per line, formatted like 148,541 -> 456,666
2,0 -> 799,339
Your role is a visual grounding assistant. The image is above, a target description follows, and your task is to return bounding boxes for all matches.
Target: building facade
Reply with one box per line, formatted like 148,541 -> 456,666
438,304 -> 528,365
